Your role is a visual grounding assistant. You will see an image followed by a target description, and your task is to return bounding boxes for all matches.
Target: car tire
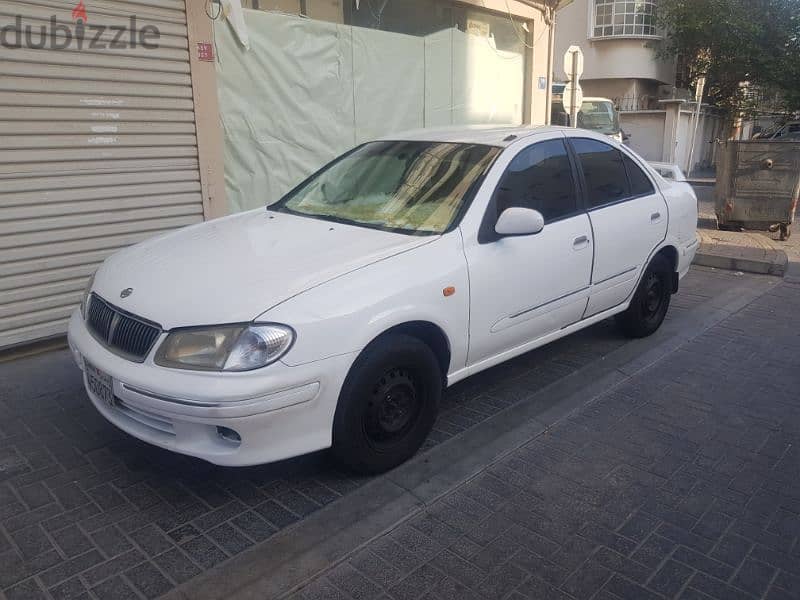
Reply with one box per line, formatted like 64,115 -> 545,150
332,333 -> 442,474
616,254 -> 673,338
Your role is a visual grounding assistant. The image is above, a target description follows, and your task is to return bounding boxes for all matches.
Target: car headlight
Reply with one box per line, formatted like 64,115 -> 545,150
154,324 -> 294,372
80,272 -> 96,318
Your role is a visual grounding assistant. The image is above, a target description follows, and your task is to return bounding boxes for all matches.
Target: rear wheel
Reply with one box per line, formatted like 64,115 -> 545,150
332,333 -> 441,474
616,254 -> 673,338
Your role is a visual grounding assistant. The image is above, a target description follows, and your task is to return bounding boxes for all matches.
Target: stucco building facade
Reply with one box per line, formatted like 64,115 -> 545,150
554,0 -> 677,109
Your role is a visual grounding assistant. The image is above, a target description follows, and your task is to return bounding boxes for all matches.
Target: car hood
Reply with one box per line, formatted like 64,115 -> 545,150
94,209 -> 434,329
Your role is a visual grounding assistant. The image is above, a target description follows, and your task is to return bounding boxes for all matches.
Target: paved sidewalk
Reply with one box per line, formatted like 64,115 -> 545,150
690,182 -> 796,276
289,279 -> 800,600
695,229 -> 788,276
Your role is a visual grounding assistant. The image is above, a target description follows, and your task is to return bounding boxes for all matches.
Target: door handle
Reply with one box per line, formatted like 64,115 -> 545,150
651,212 -> 662,223
573,235 -> 590,250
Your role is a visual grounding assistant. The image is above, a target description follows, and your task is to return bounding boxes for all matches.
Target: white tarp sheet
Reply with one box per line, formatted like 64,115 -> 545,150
215,10 -> 523,213
352,27 -> 425,143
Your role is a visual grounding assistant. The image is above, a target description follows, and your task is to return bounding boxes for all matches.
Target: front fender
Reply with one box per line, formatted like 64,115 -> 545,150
262,233 -> 470,375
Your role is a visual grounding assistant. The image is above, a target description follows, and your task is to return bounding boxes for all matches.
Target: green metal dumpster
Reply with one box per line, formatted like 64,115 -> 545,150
715,140 -> 800,240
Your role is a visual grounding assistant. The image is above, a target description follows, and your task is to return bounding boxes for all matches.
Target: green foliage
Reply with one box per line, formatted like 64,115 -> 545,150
657,0 -> 800,115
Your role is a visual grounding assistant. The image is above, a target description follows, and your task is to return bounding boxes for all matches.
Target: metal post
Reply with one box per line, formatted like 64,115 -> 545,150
569,56 -> 579,128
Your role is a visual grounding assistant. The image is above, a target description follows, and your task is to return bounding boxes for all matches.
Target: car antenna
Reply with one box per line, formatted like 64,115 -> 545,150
503,134 -> 518,141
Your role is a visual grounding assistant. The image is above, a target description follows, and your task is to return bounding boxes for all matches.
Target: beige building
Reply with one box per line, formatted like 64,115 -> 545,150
553,0 -> 676,109
0,0 -> 553,351
0,0 -> 224,352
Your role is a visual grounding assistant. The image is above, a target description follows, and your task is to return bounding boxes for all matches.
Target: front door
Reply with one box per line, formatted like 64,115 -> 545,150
463,137 -> 594,369
567,136 -> 668,317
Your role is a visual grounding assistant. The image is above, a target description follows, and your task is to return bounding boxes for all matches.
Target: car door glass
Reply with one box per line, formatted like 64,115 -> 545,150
572,138 -> 630,208
622,154 -> 655,196
494,139 -> 577,222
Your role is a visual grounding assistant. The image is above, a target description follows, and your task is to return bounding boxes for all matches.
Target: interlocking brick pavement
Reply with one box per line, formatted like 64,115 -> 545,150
0,268 -> 771,599
290,278 -> 800,600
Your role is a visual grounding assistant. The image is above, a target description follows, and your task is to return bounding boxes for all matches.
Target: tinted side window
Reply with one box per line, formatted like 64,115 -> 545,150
572,138 -> 630,208
495,139 -> 577,222
623,154 -> 655,196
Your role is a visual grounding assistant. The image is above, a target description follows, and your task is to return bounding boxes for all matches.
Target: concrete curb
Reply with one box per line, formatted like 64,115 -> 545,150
164,270 -> 778,600
693,228 -> 789,277
693,250 -> 788,276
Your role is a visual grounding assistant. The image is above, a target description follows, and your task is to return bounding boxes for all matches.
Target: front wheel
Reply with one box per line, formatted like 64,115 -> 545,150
332,333 -> 441,474
616,254 -> 673,338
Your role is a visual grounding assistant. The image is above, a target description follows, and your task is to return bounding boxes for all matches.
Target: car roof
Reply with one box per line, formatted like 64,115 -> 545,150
377,125 -> 570,147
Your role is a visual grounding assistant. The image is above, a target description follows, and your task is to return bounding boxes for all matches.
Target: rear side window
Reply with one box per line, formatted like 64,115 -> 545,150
494,139 -> 578,222
572,138 -> 630,208
622,154 -> 655,196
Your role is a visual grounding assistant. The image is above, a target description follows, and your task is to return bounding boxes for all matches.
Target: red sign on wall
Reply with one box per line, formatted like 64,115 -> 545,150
197,42 -> 214,62
72,0 -> 88,22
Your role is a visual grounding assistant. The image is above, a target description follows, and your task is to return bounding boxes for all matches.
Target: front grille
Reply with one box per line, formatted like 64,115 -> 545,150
86,294 -> 162,361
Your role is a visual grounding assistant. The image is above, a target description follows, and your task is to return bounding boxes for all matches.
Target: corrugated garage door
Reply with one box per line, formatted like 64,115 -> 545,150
0,0 -> 204,349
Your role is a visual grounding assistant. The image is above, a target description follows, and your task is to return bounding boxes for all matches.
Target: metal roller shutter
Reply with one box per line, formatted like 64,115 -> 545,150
0,0 -> 204,349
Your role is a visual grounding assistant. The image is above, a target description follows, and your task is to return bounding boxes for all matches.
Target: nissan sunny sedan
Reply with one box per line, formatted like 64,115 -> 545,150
68,126 -> 699,474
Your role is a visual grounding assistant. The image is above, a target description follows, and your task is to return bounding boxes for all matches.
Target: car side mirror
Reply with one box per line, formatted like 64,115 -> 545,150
495,207 -> 545,237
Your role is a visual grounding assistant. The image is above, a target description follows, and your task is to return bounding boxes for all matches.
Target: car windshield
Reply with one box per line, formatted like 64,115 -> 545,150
270,141 -> 500,235
577,101 -> 620,135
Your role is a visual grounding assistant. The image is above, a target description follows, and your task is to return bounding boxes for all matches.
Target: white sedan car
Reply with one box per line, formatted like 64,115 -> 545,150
68,126 -> 698,473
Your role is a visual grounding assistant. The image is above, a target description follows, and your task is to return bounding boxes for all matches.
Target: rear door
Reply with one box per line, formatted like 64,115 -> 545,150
567,136 -> 667,317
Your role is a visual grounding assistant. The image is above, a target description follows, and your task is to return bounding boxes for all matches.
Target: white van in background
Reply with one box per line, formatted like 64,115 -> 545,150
551,84 -> 625,143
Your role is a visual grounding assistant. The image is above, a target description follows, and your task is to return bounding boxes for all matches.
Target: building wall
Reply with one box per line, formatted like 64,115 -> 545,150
238,0 -> 551,125
579,78 -> 636,101
0,0 -> 212,350
215,2 -> 552,213
620,105 -> 724,172
554,0 -> 675,85
529,8 -> 550,126
620,111 -> 666,161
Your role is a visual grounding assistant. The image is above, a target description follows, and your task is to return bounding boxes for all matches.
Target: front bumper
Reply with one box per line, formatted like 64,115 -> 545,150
67,310 -> 355,466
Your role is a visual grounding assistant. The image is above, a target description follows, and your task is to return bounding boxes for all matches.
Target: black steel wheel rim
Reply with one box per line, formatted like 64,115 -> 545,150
363,367 -> 422,449
641,272 -> 665,319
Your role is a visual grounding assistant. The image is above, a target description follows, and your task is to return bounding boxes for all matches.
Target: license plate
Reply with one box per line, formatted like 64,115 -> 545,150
85,360 -> 115,408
